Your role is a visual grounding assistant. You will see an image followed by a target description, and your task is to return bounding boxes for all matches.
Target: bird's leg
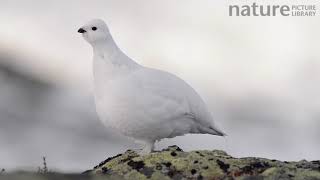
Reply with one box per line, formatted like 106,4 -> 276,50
138,140 -> 155,155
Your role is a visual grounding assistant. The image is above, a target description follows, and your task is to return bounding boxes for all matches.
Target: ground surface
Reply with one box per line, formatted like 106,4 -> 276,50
1,146 -> 319,180
86,146 -> 320,179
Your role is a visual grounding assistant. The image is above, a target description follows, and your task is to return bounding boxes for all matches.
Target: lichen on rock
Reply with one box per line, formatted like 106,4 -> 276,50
86,146 -> 320,180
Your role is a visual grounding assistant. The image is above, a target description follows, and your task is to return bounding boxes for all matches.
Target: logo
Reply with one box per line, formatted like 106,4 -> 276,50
229,2 -> 317,16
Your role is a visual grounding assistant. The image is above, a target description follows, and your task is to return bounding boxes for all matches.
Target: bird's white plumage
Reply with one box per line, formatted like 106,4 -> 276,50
78,19 -> 225,154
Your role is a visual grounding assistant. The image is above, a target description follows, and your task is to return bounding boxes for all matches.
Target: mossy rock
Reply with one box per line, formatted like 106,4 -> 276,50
85,146 -> 320,180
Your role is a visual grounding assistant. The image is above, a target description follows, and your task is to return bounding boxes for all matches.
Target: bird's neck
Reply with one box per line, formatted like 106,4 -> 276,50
92,36 -> 139,69
92,36 -> 140,86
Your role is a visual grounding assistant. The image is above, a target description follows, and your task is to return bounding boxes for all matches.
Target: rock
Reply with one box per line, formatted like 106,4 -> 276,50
86,146 -> 320,180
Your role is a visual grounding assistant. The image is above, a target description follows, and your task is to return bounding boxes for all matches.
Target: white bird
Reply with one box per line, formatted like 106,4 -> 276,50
78,19 -> 226,155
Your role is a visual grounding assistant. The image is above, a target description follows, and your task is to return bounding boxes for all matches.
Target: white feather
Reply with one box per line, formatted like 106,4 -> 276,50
79,19 -> 226,154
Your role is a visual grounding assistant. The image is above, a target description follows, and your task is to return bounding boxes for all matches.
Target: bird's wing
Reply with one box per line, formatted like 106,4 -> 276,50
127,68 -> 215,127
136,68 -> 226,136
131,68 -> 191,121
107,66 -> 225,136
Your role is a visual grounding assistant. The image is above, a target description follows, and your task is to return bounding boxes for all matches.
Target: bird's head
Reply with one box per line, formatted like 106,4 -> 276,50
78,19 -> 110,45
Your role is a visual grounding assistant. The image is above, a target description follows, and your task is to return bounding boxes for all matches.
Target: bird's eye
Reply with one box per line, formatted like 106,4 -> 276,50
92,27 -> 97,31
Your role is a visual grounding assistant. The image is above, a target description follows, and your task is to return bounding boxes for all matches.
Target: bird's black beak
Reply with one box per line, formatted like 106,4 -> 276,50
78,28 -> 86,33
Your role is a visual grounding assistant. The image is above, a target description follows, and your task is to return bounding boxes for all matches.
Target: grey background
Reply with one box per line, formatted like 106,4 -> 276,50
0,0 -> 319,172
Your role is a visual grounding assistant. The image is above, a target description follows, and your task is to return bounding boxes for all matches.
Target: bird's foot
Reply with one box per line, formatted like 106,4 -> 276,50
128,147 -> 150,155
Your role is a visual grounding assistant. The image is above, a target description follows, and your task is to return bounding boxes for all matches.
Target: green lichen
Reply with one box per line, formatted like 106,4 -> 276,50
88,146 -> 320,180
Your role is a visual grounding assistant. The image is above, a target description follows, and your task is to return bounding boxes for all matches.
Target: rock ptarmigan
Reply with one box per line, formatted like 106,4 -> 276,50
78,19 -> 226,155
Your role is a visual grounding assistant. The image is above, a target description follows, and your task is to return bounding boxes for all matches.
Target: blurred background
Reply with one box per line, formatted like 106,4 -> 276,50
0,0 -> 319,172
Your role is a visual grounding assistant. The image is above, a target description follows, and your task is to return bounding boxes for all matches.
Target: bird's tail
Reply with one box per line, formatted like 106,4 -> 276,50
209,126 -> 227,136
199,125 -> 227,136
